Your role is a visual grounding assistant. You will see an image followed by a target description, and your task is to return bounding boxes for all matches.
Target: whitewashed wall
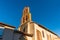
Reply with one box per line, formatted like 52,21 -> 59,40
34,23 -> 59,40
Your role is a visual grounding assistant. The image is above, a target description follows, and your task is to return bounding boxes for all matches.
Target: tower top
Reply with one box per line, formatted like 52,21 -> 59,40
23,7 -> 30,14
21,7 -> 32,25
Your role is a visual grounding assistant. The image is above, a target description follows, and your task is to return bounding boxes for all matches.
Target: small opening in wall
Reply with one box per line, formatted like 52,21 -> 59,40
42,31 -> 45,37
23,28 -> 25,32
26,16 -> 28,21
23,17 -> 25,23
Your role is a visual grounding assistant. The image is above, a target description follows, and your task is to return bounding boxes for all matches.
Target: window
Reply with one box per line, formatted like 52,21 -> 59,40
47,34 -> 49,40
47,34 -> 51,40
22,25 -> 27,32
50,35 -> 51,40
0,27 -> 4,35
26,16 -> 28,21
23,17 -> 25,23
42,31 -> 44,37
36,30 -> 42,40
23,28 -> 25,32
25,8 -> 28,13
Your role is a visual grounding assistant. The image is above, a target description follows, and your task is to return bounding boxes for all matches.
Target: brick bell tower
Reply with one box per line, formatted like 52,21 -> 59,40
21,7 -> 31,25
18,7 -> 32,31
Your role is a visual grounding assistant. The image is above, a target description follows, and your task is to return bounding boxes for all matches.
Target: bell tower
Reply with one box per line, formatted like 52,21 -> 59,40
21,7 -> 31,25
18,7 -> 32,32
18,7 -> 34,40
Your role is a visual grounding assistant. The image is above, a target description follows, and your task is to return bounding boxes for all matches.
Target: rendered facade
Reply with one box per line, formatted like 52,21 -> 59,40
0,7 -> 60,40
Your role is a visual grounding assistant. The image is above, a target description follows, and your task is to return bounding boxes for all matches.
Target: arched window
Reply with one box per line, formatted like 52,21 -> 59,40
23,17 -> 25,23
36,30 -> 42,40
25,8 -> 28,13
42,31 -> 44,37
47,34 -> 51,40
26,16 -> 28,21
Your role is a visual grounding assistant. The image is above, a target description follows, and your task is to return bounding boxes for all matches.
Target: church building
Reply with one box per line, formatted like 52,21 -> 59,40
18,7 -> 60,40
0,7 -> 60,40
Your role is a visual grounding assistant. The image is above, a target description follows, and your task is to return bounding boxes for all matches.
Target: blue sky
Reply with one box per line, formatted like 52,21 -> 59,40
0,0 -> 60,36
